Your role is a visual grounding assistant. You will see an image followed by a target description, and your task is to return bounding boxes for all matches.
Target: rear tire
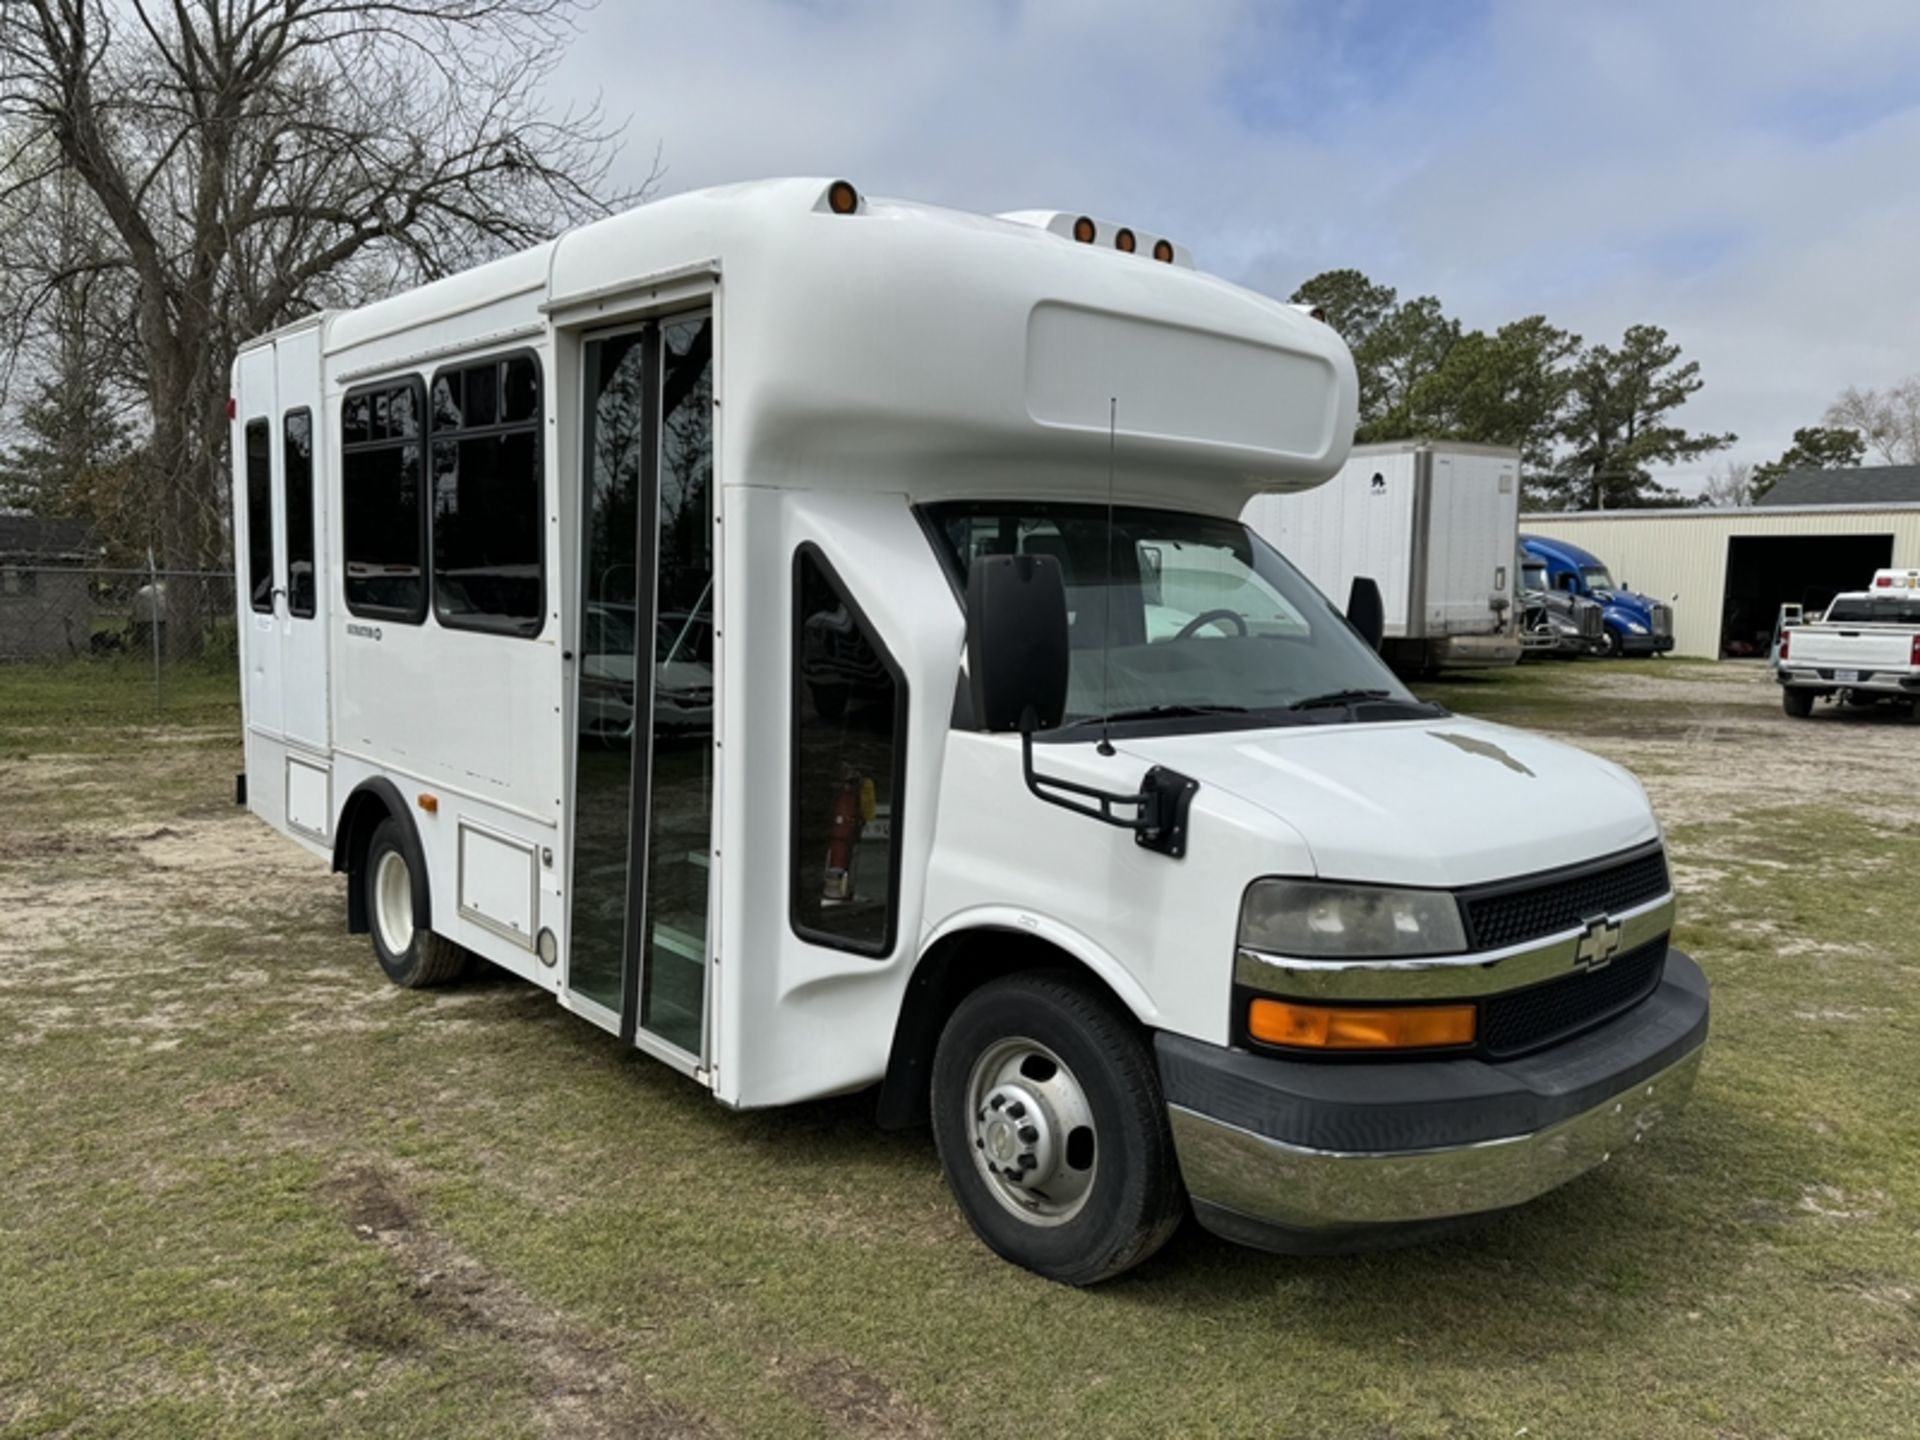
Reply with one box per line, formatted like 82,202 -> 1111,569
1782,687 -> 1815,719
365,816 -> 467,988
931,971 -> 1185,1286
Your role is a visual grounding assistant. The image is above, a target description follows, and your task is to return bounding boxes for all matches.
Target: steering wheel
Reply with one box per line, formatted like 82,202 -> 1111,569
1174,609 -> 1249,641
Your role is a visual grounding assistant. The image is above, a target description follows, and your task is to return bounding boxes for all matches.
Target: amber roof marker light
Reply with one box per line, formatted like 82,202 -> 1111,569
1152,238 -> 1175,263
1114,227 -> 1137,254
1072,215 -> 1097,244
827,179 -> 859,215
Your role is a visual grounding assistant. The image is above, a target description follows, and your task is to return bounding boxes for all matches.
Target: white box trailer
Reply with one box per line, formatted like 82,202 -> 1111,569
1242,440 -> 1523,673
230,179 -> 1703,1285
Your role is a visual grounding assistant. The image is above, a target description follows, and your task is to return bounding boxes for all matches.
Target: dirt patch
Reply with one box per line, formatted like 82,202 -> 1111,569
317,1163 -> 714,1439
778,1354 -> 944,1439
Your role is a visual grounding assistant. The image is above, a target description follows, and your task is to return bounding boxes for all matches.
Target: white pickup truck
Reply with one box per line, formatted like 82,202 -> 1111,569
1777,570 -> 1920,718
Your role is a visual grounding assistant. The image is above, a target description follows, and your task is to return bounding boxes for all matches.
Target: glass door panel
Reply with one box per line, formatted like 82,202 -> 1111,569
568,329 -> 649,1016
638,315 -> 715,1054
568,314 -> 714,1059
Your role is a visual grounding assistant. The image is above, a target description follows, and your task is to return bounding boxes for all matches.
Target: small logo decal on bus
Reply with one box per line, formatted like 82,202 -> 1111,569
346,622 -> 383,641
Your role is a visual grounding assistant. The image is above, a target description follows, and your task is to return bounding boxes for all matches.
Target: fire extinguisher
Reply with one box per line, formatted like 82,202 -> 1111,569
823,765 -> 876,904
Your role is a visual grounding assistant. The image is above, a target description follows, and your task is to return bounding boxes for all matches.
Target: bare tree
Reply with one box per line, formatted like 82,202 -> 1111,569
0,0 -> 653,579
1698,459 -> 1755,508
1824,379 -> 1920,466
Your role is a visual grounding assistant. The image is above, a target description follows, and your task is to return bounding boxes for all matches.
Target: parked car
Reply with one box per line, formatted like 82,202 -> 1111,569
580,601 -> 715,739
1520,535 -> 1673,657
1776,577 -> 1920,718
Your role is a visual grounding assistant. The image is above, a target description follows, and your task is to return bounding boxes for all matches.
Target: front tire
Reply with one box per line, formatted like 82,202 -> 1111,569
1782,687 -> 1815,719
1596,628 -> 1621,658
365,816 -> 467,987
931,972 -> 1185,1286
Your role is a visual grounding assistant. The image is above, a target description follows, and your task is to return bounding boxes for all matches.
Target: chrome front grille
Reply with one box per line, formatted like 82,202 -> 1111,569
1651,603 -> 1673,638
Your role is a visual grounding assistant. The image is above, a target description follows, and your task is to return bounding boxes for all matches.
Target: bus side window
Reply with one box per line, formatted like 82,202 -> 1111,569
283,408 -> 315,618
790,547 -> 906,957
342,377 -> 428,623
245,418 -> 272,614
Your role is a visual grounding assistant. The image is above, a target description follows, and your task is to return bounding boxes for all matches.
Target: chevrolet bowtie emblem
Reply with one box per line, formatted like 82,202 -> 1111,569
1574,915 -> 1624,971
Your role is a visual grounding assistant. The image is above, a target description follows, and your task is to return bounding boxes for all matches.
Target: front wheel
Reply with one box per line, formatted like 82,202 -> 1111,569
365,816 -> 468,987
931,972 -> 1186,1286
1782,687 -> 1815,719
1596,628 -> 1621,658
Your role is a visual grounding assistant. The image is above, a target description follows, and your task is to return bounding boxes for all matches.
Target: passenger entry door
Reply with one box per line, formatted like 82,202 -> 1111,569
236,344 -> 283,740
274,335 -> 330,752
567,314 -> 716,1066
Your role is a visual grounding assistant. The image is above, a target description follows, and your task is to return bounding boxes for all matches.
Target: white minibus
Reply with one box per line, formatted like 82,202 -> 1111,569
232,179 -> 1707,1283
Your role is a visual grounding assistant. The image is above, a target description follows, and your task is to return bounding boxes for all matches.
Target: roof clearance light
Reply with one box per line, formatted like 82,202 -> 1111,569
827,180 -> 859,215
1152,238 -> 1175,263
1072,215 -> 1097,244
1115,227 -> 1136,254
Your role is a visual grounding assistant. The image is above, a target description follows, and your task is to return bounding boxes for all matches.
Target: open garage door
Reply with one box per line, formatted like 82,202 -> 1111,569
1720,533 -> 1893,656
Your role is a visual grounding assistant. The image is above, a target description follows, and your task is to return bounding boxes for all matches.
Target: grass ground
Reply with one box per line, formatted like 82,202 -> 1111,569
3,658 -> 1919,1437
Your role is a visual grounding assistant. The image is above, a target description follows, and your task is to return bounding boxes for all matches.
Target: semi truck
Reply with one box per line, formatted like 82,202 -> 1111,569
230,178 -> 1707,1284
1243,440 -> 1523,676
1519,535 -> 1674,657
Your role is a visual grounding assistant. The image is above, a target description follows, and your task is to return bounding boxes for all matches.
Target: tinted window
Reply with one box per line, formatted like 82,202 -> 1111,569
284,409 -> 315,618
245,418 -> 273,613
791,548 -> 905,955
342,379 -> 426,621
431,354 -> 544,636
1827,598 -> 1920,625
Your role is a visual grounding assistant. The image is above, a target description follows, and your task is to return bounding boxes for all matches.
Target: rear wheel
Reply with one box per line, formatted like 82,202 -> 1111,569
365,816 -> 467,987
931,972 -> 1185,1286
1782,687 -> 1815,719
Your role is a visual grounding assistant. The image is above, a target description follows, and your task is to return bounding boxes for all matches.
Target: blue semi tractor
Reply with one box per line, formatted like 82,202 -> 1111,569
1519,534 -> 1675,657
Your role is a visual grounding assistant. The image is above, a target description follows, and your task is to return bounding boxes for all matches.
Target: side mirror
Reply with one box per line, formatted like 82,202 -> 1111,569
967,554 -> 1069,734
1346,576 -> 1385,651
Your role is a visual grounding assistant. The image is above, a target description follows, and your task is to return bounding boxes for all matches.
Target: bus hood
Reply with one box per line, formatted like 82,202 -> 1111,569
1117,717 -> 1658,890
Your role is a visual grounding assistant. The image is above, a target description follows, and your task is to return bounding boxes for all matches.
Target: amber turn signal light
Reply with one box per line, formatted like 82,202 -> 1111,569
1152,238 -> 1175,263
1072,215 -> 1097,244
827,180 -> 859,215
1247,998 -> 1475,1051
1114,226 -> 1136,253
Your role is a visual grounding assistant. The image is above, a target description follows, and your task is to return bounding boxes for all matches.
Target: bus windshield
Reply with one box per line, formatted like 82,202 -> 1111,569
925,501 -> 1433,731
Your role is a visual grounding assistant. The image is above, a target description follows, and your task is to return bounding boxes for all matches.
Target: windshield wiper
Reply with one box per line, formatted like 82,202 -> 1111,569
1060,703 -> 1251,729
1287,688 -> 1444,719
1288,688 -> 1393,711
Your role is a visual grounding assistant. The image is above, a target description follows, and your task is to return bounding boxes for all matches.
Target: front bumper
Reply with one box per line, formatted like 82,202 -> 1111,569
1158,949 -> 1709,1253
1617,632 -> 1674,655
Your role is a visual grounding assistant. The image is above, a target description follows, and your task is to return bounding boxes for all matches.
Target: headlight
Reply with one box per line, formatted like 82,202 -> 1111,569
1625,621 -> 1648,634
1239,880 -> 1466,959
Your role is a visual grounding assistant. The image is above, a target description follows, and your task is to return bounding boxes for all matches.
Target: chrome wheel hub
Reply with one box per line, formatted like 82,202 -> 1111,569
965,1037 -> 1098,1226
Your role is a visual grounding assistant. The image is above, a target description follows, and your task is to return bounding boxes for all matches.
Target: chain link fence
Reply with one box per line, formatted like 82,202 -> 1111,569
0,565 -> 239,720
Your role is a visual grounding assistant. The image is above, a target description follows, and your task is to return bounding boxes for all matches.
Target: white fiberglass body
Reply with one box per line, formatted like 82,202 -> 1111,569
231,178 -> 1697,1278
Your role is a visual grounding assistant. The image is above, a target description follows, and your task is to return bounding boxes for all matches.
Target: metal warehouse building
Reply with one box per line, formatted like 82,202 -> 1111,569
1524,503 -> 1920,659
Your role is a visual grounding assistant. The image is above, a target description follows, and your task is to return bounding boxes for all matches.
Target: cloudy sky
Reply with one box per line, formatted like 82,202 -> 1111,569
550,0 -> 1920,496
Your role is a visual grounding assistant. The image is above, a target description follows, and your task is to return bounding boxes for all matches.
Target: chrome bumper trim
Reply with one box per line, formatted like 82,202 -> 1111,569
1168,1045 -> 1703,1233
1235,892 -> 1675,1002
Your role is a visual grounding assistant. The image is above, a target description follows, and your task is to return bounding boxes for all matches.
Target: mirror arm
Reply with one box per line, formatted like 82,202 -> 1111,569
1019,724 -> 1198,859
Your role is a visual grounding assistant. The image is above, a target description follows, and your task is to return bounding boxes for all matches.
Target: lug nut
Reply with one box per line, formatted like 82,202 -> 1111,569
1018,1125 -> 1039,1143
990,1096 -> 1005,1111
1006,1101 -> 1026,1119
1017,1152 -> 1037,1170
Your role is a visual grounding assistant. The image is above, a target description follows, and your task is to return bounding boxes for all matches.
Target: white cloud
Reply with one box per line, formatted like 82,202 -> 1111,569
550,0 -> 1920,492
